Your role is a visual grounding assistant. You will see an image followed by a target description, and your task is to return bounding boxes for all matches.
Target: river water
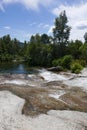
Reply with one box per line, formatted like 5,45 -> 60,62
0,62 -> 39,74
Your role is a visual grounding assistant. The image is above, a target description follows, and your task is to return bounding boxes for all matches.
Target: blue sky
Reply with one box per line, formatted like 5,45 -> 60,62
0,0 -> 87,42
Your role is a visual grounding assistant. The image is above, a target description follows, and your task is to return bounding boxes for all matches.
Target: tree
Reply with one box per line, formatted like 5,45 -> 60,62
84,32 -> 87,43
79,43 -> 87,63
67,40 -> 82,59
41,34 -> 50,44
35,33 -> 41,44
53,10 -> 71,45
30,35 -> 35,44
2,34 -> 11,44
30,33 -> 41,44
53,11 -> 71,58
12,38 -> 20,56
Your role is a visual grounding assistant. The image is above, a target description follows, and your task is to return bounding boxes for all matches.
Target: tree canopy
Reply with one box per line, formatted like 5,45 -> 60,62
53,10 -> 71,45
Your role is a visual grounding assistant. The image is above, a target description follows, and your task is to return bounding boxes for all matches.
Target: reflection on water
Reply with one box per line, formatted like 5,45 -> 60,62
0,62 -> 39,74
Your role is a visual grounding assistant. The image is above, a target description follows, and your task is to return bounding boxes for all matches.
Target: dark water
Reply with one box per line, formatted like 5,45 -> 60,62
0,62 -> 39,74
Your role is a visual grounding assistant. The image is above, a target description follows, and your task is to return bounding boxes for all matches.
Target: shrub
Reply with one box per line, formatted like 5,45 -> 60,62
52,55 -> 73,70
62,55 -> 73,69
52,58 -> 62,67
75,59 -> 86,67
71,62 -> 83,74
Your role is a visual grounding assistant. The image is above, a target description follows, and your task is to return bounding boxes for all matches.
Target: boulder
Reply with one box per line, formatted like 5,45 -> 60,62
47,66 -> 63,72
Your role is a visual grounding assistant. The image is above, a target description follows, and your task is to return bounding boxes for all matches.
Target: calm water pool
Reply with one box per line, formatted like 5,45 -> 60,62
0,62 -> 39,74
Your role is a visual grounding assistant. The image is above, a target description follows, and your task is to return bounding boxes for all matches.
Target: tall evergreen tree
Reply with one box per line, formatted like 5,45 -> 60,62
53,10 -> 71,45
53,11 -> 71,57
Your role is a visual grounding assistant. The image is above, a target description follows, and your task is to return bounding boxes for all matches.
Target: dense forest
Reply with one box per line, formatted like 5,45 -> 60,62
0,11 -> 87,73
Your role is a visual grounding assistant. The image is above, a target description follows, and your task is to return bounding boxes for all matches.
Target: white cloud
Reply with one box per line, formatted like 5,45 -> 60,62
75,20 -> 87,30
4,26 -> 11,29
1,0 -> 54,11
38,23 -> 50,29
48,25 -> 54,34
52,2 -> 87,41
43,24 -> 50,29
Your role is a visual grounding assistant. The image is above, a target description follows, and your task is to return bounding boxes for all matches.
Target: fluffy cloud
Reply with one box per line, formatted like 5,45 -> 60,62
0,0 -> 53,11
52,2 -> 87,41
75,20 -> 87,30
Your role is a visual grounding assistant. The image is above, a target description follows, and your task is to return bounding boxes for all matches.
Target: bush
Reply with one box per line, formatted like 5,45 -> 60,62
62,55 -> 73,69
52,55 -> 73,70
74,59 -> 86,67
52,58 -> 62,67
71,62 -> 83,74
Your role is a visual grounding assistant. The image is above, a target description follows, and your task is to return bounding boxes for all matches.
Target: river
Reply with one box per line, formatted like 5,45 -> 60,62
0,62 -> 39,74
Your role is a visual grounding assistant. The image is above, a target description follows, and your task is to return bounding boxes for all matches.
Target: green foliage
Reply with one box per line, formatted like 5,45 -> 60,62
53,11 -> 71,57
30,33 -> 51,45
52,58 -> 62,67
26,42 -> 53,66
53,10 -> 71,45
67,40 -> 82,59
30,33 -> 41,44
61,55 -> 73,69
41,34 -> 50,44
0,35 -> 23,62
71,62 -> 83,74
79,43 -> 87,63
74,59 -> 86,67
52,55 -> 73,70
